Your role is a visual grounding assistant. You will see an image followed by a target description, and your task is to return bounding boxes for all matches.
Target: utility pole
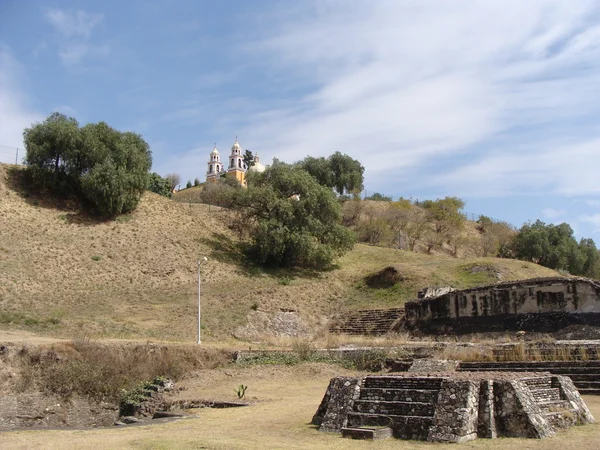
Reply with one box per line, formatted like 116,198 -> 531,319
197,257 -> 208,344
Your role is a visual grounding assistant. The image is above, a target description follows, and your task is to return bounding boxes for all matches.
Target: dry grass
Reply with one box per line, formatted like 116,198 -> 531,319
12,340 -> 232,401
0,163 -> 559,343
1,362 -> 599,449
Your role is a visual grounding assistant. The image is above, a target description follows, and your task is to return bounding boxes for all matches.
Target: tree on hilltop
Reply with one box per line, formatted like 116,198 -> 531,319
297,152 -> 364,195
24,113 -> 152,217
229,164 -> 355,269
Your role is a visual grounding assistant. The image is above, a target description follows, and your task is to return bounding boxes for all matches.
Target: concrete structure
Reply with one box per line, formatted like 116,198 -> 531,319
313,373 -> 594,442
405,277 -> 600,333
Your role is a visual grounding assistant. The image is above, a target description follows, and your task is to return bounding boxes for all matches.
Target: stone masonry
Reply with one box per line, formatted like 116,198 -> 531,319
312,372 -> 594,443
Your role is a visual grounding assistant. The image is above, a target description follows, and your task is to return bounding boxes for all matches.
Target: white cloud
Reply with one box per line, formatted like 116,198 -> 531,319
579,213 -> 600,230
542,208 -> 566,219
44,9 -> 108,65
213,1 -> 600,197
0,46 -> 43,153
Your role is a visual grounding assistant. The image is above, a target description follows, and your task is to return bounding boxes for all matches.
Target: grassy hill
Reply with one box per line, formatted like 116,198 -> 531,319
0,163 -> 560,342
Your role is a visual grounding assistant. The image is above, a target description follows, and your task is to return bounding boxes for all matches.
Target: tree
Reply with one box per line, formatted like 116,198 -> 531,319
364,192 -> 392,202
512,220 -> 598,276
243,150 -> 255,169
297,152 -> 364,195
148,172 -> 172,197
422,196 -> 466,234
194,178 -> 201,187
23,113 -> 152,217
165,173 -> 180,191
23,112 -> 81,191
186,180 -> 192,189
229,165 -> 355,269
78,127 -> 151,217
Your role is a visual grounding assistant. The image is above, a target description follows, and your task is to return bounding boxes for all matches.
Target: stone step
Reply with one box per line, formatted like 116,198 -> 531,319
460,361 -> 600,369
578,388 -> 600,395
341,426 -> 392,440
529,387 -> 561,402
544,410 -> 578,429
359,388 -> 439,403
364,377 -> 444,390
570,381 -> 600,389
565,374 -> 600,381
522,377 -> 553,390
354,400 -> 434,417
537,400 -> 572,413
346,413 -> 433,440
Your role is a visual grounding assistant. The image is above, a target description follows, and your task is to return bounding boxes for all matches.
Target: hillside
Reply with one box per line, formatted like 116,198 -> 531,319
0,163 -> 560,342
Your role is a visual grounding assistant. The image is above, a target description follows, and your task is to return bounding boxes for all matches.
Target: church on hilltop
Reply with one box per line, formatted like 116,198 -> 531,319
205,138 -> 265,186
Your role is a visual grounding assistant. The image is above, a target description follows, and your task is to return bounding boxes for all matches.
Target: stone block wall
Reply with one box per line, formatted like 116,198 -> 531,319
405,277 -> 600,333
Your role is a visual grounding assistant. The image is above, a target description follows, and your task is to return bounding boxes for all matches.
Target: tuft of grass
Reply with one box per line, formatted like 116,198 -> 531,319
91,255 -> 102,261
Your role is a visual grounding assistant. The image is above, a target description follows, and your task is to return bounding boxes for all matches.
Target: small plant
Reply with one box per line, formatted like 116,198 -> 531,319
235,384 -> 248,399
250,302 -> 259,311
91,255 -> 101,261
278,276 -> 292,285
58,214 -> 68,221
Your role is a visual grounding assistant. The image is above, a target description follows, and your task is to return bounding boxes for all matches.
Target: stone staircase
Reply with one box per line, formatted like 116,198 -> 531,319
343,376 -> 443,440
329,308 -> 404,335
522,376 -> 578,429
458,361 -> 600,395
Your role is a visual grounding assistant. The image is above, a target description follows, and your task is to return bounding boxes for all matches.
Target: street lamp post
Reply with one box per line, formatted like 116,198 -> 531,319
197,257 -> 208,344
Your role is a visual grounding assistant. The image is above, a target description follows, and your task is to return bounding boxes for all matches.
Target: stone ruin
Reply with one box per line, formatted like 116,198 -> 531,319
312,372 -> 594,442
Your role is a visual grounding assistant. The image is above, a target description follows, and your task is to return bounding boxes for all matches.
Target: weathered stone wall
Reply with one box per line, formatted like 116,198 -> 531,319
428,380 -> 479,442
405,277 -> 600,333
311,377 -> 360,432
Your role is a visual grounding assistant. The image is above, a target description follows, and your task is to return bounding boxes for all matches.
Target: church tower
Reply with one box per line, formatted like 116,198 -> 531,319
206,144 -> 222,183
227,138 -> 247,186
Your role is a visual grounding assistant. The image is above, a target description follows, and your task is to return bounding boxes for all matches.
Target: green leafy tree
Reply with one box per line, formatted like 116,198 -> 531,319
230,165 -> 355,269
513,220 -> 599,276
243,150 -> 255,169
364,192 -> 392,202
24,113 -> 152,217
148,173 -> 172,197
79,128 -> 151,217
23,112 -> 81,190
194,178 -> 201,187
297,152 -> 364,195
186,180 -> 192,189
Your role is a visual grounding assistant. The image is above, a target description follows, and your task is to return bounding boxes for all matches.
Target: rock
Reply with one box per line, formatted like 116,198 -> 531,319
121,416 -> 139,424
152,411 -> 185,419
114,421 -> 126,426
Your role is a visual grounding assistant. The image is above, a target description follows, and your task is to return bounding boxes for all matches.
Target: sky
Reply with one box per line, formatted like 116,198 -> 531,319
1,0 -> 600,242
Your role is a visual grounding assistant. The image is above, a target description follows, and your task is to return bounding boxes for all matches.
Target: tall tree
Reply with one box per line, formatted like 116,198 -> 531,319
243,150 -> 255,169
230,165 -> 355,268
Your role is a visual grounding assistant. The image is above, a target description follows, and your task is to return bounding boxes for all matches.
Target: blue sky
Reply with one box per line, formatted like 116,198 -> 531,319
1,1 -> 600,242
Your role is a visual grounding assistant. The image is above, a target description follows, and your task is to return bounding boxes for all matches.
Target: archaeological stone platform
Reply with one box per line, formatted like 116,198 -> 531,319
312,373 -> 594,442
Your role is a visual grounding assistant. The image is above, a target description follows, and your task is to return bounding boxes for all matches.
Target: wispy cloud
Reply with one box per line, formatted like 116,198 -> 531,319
543,208 -> 566,220
44,9 -> 108,65
213,1 -> 600,199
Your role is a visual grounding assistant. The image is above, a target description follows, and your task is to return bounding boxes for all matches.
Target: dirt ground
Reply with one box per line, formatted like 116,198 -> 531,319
1,363 -> 600,450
